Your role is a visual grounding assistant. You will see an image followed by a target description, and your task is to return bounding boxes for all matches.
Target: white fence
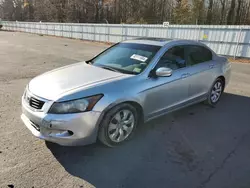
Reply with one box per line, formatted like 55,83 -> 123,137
2,21 -> 250,58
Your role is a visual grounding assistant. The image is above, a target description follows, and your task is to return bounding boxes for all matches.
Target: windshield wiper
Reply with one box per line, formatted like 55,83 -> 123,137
100,65 -> 121,73
96,65 -> 137,75
86,60 -> 93,65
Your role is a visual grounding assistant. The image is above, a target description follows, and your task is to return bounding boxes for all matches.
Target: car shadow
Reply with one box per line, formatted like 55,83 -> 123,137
46,92 -> 250,188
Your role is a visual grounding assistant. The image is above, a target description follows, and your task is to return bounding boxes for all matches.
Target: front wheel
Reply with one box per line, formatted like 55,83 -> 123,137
206,78 -> 224,106
98,103 -> 138,147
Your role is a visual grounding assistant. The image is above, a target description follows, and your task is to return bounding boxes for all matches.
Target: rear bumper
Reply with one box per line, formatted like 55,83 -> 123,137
21,99 -> 102,146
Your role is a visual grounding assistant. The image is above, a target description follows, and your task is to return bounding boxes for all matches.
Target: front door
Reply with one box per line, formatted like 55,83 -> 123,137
143,45 -> 191,120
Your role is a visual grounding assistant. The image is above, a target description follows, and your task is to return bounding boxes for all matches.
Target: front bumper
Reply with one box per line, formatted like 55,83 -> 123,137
21,98 -> 102,146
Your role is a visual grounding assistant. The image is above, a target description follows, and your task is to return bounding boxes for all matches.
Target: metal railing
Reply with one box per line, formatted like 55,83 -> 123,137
2,21 -> 250,58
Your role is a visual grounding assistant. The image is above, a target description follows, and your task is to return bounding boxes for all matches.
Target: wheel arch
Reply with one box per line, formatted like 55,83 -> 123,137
96,100 -> 145,130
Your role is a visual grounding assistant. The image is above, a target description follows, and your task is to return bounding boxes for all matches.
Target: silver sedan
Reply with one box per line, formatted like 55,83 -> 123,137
21,38 -> 231,147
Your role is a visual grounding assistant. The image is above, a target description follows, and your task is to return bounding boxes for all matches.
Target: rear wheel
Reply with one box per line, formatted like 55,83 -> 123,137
98,103 -> 138,147
206,78 -> 224,106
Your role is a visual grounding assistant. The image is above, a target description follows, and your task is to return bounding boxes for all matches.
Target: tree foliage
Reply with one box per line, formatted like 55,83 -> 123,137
0,0 -> 249,25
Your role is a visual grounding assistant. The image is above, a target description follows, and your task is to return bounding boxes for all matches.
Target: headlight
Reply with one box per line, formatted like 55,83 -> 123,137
48,94 -> 103,114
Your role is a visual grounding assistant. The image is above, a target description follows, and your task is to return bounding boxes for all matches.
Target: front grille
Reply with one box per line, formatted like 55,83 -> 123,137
29,97 -> 45,110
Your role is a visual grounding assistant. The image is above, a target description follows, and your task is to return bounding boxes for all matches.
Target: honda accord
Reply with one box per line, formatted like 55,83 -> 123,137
21,38 -> 231,147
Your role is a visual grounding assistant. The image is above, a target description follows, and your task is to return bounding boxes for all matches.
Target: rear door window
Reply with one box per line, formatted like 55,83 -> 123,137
186,45 -> 213,66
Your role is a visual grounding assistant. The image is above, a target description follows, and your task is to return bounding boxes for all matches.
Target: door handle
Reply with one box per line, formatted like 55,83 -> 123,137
209,64 -> 214,69
181,73 -> 190,78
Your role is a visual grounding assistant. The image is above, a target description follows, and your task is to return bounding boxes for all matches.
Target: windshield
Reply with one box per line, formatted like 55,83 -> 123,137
91,43 -> 161,75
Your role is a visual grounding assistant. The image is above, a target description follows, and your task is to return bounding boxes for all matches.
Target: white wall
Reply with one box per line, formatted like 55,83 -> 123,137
2,21 -> 250,58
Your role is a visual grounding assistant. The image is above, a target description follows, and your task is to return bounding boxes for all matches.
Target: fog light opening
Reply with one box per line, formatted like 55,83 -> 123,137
49,130 -> 73,137
68,130 -> 73,136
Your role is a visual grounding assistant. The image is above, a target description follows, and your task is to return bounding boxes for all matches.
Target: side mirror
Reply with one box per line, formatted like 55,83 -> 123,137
155,67 -> 173,77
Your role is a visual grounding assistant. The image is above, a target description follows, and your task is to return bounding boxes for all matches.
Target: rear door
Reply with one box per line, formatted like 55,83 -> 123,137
184,45 -> 217,100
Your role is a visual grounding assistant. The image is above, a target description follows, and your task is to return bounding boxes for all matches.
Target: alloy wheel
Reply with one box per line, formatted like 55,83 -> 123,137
211,81 -> 223,103
108,110 -> 135,143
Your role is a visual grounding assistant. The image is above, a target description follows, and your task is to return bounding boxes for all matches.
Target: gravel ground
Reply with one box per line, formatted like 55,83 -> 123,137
1,31 -> 250,188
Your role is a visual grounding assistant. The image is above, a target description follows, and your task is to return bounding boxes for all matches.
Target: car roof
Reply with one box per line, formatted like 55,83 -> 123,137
122,38 -> 204,47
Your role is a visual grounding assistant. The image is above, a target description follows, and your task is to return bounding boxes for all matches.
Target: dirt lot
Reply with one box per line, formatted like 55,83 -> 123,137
1,31 -> 250,188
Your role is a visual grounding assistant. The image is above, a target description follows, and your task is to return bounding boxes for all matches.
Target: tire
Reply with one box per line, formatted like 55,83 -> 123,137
98,103 -> 138,147
206,78 -> 224,107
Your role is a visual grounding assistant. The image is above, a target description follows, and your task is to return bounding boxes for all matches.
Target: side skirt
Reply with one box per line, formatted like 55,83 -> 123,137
145,94 -> 208,123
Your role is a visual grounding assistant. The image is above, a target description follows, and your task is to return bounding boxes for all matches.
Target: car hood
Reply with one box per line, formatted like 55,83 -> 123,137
28,62 -> 126,100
